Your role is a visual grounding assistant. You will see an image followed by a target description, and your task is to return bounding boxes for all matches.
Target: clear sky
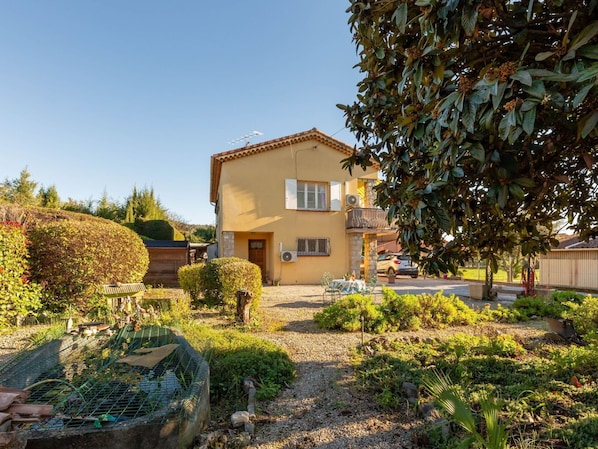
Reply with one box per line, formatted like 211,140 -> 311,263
0,1 -> 363,225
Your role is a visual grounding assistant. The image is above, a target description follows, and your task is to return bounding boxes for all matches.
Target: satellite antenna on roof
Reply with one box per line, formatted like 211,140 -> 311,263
229,130 -> 263,147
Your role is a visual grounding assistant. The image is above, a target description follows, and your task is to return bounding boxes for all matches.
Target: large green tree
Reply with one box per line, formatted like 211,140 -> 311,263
1,168 -> 39,206
340,0 -> 598,276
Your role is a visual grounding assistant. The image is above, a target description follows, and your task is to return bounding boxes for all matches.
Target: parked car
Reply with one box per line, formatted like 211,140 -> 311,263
376,253 -> 419,278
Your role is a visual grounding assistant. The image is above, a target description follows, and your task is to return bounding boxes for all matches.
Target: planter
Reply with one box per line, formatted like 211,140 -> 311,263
468,283 -> 489,300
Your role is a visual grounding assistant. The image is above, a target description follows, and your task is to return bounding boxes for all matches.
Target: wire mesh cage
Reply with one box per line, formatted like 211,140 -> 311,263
0,325 -> 209,449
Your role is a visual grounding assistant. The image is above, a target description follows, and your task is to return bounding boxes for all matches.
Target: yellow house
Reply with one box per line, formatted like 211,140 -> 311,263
209,128 -> 394,284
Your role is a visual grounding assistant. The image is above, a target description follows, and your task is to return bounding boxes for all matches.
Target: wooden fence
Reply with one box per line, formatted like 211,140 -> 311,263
538,249 -> 598,291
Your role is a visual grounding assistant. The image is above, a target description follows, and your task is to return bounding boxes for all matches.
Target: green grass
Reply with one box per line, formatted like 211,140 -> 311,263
458,268 -> 541,283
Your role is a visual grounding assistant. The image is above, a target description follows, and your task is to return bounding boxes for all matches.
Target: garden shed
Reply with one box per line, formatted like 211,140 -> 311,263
143,240 -> 193,287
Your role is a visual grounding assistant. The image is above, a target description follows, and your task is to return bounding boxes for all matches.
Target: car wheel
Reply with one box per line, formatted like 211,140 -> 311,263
411,274 -> 418,279
387,268 -> 396,276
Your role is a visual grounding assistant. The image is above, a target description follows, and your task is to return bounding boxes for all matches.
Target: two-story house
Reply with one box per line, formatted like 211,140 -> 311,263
209,128 -> 394,284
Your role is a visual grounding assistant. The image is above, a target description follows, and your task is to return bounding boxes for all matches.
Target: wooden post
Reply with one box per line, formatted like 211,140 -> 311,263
236,290 -> 253,324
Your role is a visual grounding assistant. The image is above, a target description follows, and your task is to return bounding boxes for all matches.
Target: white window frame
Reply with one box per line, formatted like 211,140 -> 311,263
285,179 -> 342,211
297,237 -> 330,256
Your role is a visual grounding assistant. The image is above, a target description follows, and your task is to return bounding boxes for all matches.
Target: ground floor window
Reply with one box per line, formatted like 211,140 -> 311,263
297,237 -> 330,256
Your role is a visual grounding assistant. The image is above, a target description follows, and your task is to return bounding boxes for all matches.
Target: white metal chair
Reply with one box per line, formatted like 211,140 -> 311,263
321,272 -> 341,304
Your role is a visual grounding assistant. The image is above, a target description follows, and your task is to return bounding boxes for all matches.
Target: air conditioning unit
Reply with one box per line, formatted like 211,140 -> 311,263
345,194 -> 361,207
280,250 -> 298,263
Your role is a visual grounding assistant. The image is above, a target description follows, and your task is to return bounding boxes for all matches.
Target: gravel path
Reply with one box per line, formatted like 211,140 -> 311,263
245,284 -> 547,449
248,285 -> 414,449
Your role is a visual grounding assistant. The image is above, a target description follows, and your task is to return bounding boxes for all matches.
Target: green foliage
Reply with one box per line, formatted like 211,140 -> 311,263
123,186 -> 168,223
550,343 -> 598,376
511,291 -> 589,321
37,185 -> 60,209
441,333 -> 527,359
313,294 -> 384,332
315,289 -> 483,333
28,218 -> 149,312
552,290 -> 586,304
0,222 -> 42,330
479,303 -> 526,324
423,370 -> 509,449
192,225 -> 216,243
178,263 -> 204,302
562,295 -> 598,338
180,323 -> 295,411
341,0 -> 598,276
198,257 -> 262,315
512,295 -> 565,319
133,219 -> 184,240
1,168 -> 39,206
356,332 -> 598,448
380,288 -> 479,330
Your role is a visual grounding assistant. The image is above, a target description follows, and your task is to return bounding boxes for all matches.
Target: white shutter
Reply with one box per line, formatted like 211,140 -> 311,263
285,179 -> 297,209
330,181 -> 341,211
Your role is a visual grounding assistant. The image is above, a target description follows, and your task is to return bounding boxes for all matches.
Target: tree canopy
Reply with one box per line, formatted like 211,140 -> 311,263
340,0 -> 598,275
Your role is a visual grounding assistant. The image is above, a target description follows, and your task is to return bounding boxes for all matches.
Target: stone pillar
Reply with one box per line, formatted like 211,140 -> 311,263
364,233 -> 378,282
349,233 -> 363,278
221,231 -> 235,257
364,179 -> 376,208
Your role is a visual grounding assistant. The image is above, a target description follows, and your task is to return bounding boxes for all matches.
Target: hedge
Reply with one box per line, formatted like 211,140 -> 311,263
28,219 -> 149,312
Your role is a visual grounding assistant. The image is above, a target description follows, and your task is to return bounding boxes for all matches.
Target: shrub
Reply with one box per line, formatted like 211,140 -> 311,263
180,323 -> 295,411
0,222 -> 42,331
28,219 -> 149,312
198,257 -> 262,315
178,263 -> 204,303
511,295 -> 565,319
380,288 -> 479,330
314,294 -> 384,332
133,219 -> 184,240
561,295 -> 598,338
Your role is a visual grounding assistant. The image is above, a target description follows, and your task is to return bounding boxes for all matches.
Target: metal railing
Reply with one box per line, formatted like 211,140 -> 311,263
346,208 -> 394,231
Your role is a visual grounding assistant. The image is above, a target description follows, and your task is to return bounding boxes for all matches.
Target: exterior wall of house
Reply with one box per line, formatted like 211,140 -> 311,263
217,137 -> 378,284
538,249 -> 598,291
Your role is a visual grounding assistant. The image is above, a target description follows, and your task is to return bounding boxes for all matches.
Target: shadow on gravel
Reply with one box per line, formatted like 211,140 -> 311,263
281,319 -> 323,333
274,300 -> 325,309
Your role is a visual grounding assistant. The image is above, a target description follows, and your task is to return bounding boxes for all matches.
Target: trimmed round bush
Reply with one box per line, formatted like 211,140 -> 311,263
28,218 -> 149,312
178,263 -> 204,302
198,257 -> 262,314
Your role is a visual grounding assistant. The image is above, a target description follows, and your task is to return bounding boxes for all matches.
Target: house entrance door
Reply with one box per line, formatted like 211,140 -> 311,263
248,239 -> 266,281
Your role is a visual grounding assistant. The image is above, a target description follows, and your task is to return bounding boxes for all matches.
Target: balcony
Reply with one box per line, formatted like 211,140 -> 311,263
346,208 -> 395,232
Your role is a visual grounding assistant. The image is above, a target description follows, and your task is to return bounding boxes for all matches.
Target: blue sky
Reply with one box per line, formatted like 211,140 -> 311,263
0,1 -> 362,224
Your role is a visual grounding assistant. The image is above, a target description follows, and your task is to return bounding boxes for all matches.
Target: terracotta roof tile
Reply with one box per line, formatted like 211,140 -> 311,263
209,128 -> 371,203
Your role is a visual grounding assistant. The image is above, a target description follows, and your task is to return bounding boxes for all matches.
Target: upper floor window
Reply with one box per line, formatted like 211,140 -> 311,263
297,181 -> 327,210
285,179 -> 341,211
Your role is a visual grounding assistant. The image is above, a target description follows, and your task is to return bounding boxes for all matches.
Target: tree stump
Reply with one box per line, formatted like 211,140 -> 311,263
236,290 -> 253,324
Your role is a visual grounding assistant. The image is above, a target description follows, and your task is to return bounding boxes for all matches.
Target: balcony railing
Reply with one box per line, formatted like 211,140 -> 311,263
346,208 -> 394,231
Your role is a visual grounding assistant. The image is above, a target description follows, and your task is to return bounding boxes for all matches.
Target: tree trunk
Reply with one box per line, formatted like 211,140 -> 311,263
236,290 -> 253,324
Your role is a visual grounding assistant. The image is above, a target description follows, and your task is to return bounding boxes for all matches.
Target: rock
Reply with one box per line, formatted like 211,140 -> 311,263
243,421 -> 255,435
418,402 -> 441,421
402,381 -> 419,404
231,411 -> 252,428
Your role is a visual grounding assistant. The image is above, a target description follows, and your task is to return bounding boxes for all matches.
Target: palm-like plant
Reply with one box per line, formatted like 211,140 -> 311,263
423,370 -> 509,449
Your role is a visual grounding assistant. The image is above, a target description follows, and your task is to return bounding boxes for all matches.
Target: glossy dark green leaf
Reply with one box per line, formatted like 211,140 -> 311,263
510,70 -> 533,86
580,111 -> 598,138
522,108 -> 536,135
578,44 -> 598,60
